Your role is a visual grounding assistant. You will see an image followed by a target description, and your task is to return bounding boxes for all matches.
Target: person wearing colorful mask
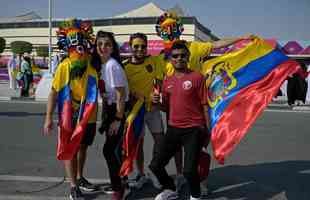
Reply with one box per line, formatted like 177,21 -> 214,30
155,11 -> 253,76
91,30 -> 130,200
153,11 -> 253,195
43,19 -> 98,200
121,11 -> 253,192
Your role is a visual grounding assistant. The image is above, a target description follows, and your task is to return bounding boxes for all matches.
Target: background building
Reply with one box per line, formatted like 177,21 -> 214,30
0,2 -> 218,57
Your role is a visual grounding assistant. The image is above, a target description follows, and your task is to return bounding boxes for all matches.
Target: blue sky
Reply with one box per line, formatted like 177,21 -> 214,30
1,0 -> 310,41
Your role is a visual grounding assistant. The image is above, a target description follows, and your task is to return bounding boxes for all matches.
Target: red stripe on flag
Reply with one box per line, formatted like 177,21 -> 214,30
57,103 -> 96,160
211,60 -> 300,164
119,124 -> 144,177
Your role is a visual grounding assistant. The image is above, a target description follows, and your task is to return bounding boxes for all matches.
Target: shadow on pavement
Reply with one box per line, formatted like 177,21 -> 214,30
123,160 -> 310,200
206,160 -> 310,200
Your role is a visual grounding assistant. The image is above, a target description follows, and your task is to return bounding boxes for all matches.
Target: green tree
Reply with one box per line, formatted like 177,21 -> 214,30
10,41 -> 33,67
0,37 -> 5,54
36,46 -> 49,66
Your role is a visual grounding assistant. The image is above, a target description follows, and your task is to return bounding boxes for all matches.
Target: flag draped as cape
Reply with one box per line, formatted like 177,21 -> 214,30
54,60 -> 98,160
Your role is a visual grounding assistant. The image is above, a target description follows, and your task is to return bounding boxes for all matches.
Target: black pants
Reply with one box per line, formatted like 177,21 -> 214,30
21,74 -> 33,97
102,103 -> 125,192
287,74 -> 308,105
149,125 -> 207,198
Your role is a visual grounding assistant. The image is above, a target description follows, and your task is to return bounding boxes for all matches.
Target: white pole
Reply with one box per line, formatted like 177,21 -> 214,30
48,0 -> 52,74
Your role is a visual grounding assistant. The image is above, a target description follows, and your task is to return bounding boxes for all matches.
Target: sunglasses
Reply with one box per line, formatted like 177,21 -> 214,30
132,44 -> 147,50
171,53 -> 187,59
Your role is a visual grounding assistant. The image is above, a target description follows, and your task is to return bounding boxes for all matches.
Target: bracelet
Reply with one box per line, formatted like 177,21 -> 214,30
114,116 -> 123,121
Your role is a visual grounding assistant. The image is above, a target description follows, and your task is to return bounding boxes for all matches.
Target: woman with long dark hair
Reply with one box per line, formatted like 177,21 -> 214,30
91,31 -> 129,200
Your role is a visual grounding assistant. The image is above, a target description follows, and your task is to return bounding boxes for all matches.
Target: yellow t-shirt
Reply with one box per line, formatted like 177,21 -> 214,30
124,41 -> 212,109
52,58 -> 98,123
124,56 -> 165,105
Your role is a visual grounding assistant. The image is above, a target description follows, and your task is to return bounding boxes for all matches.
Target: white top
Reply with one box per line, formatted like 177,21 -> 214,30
100,57 -> 129,105
51,55 -> 59,74
7,57 -> 17,70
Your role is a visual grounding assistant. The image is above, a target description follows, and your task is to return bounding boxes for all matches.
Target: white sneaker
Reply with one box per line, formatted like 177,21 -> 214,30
129,174 -> 148,189
175,174 -> 186,192
147,171 -> 162,189
155,189 -> 178,200
200,183 -> 210,198
190,196 -> 200,200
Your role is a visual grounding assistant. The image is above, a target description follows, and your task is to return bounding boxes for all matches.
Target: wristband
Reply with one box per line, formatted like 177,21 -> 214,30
114,116 -> 123,121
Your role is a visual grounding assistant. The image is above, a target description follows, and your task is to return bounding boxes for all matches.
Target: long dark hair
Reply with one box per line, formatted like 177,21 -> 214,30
91,31 -> 122,71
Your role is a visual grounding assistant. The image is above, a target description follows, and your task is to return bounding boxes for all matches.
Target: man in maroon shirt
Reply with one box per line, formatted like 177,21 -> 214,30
149,41 -> 210,200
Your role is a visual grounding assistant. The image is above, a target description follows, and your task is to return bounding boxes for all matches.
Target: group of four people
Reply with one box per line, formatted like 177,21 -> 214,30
43,17 -> 252,200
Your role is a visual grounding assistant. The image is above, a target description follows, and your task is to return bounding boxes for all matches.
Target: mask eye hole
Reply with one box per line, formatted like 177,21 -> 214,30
76,46 -> 84,54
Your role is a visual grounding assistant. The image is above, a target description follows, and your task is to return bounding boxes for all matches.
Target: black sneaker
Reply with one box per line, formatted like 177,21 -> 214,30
103,184 -> 114,194
69,186 -> 84,200
77,177 -> 97,192
128,174 -> 148,189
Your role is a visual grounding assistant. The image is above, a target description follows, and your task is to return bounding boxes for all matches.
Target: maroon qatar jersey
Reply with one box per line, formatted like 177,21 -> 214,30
162,71 -> 208,128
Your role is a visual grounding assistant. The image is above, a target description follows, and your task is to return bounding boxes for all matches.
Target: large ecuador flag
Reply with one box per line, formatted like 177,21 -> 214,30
202,37 -> 300,164
56,66 -> 98,160
120,99 -> 145,177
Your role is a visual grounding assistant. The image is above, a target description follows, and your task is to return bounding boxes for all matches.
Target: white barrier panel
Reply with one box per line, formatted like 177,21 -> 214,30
35,71 -> 53,101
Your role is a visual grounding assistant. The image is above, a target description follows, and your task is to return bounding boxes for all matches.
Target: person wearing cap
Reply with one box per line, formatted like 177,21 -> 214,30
121,11 -> 254,197
149,41 -> 210,200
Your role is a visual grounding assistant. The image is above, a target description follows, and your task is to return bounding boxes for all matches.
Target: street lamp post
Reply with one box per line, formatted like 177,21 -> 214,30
48,0 -> 52,74
35,0 -> 54,100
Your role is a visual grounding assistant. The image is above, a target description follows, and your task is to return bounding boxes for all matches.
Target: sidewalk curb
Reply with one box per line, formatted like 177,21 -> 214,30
0,96 -> 10,101
0,96 -> 36,101
11,96 -> 35,101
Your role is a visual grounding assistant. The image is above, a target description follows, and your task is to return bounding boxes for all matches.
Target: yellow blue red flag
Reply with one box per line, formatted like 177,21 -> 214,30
119,100 -> 145,177
54,59 -> 98,160
202,37 -> 300,164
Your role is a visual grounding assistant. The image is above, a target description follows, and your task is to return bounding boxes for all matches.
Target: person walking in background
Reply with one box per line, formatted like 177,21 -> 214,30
20,53 -> 33,97
287,62 -> 309,106
91,30 -> 129,200
149,42 -> 210,200
7,54 -> 17,90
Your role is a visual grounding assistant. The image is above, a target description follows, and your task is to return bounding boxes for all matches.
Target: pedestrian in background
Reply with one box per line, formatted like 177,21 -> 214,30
20,53 -> 33,97
7,54 -> 17,90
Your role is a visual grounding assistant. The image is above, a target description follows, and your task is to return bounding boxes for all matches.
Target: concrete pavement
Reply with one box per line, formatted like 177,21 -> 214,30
1,102 -> 310,200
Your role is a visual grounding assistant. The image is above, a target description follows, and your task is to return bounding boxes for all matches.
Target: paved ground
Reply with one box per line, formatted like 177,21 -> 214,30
0,100 -> 310,200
